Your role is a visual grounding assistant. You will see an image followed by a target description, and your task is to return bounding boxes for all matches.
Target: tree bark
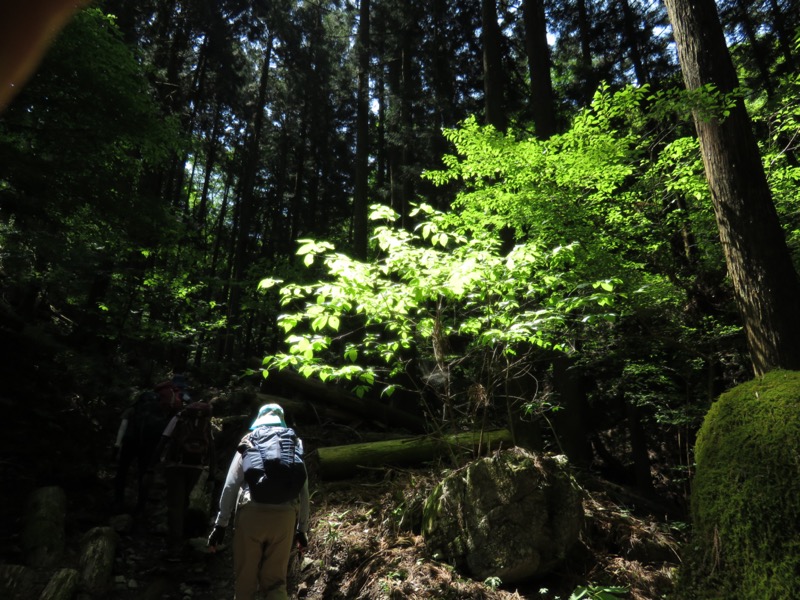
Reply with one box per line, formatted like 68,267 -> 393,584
353,0 -> 370,260
576,0 -> 595,103
664,0 -> 800,375
481,0 -> 506,131
400,23 -> 415,226
522,0 -> 557,139
224,38 -> 274,359
551,354 -> 592,468
620,0 -> 648,85
315,429 -> 514,479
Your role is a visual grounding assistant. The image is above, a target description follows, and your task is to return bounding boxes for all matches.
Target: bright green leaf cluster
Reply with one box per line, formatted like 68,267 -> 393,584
262,204 -> 621,398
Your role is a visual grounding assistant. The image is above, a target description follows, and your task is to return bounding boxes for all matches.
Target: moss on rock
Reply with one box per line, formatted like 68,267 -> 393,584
422,449 -> 583,584
685,369 -> 800,599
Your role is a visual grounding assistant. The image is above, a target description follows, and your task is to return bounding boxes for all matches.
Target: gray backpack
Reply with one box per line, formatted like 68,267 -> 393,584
240,426 -> 306,504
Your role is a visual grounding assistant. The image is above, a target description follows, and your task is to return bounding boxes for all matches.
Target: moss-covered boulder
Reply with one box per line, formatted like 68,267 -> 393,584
422,448 -> 583,585
685,369 -> 800,599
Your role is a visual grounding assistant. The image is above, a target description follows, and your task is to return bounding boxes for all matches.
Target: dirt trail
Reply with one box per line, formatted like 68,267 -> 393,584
107,469 -> 235,600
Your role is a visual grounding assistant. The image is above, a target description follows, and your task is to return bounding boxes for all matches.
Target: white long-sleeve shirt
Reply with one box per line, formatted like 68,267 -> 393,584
214,448 -> 310,533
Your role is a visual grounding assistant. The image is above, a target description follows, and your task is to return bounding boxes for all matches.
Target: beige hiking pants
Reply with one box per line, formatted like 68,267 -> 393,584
233,502 -> 298,600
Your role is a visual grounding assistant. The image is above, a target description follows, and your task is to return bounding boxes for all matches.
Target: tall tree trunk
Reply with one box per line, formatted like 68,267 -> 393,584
376,57 -> 387,196
375,30 -> 387,197
522,0 -> 556,139
625,400 -> 653,495
353,0 -> 371,260
664,0 -> 800,375
425,0 -> 458,211
387,52 -> 403,219
386,29 -> 407,224
734,0 -> 774,98
196,100 -> 222,239
430,0 -> 456,131
224,38 -> 273,359
767,0 -> 796,74
576,0 -> 595,103
481,0 -> 506,131
399,25 -> 414,228
551,354 -> 592,468
210,173 -> 232,279
620,0 -> 648,85
291,107 -> 309,242
264,129 -> 291,261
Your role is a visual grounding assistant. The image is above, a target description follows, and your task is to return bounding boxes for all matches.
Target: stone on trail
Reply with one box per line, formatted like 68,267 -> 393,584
422,448 -> 584,584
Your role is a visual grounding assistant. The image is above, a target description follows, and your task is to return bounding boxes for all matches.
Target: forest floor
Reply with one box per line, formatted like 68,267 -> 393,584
98,422 -> 684,600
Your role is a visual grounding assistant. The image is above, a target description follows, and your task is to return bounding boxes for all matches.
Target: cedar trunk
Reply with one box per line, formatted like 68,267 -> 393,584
353,0 -> 370,260
481,0 -> 506,131
664,0 -> 800,375
522,0 -> 557,139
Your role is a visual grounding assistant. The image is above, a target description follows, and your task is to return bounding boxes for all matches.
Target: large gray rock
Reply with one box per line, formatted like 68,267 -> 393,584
422,448 -> 583,584
39,568 -> 79,600
0,564 -> 38,600
79,527 -> 118,595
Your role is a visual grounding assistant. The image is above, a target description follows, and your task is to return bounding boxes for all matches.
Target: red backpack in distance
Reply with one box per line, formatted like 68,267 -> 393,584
154,379 -> 185,417
168,401 -> 213,466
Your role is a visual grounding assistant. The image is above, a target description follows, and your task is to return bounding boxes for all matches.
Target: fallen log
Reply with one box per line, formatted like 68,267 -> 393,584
314,429 -> 514,480
254,394 -> 354,425
267,370 -> 427,432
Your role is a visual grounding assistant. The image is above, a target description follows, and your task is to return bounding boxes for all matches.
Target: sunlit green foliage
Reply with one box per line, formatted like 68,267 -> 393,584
262,203 -> 620,399
423,84 -> 746,424
754,72 -> 800,264
425,83 -> 726,285
261,83 -> 761,429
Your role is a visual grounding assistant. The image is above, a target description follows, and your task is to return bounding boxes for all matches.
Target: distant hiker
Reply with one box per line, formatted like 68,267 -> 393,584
155,397 -> 215,554
112,377 -> 186,511
154,372 -> 191,413
207,403 -> 310,600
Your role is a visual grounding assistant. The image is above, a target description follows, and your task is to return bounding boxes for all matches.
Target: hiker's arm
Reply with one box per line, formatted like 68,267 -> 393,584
153,415 -> 178,463
152,435 -> 169,464
111,407 -> 132,461
214,452 -> 244,527
114,418 -> 128,449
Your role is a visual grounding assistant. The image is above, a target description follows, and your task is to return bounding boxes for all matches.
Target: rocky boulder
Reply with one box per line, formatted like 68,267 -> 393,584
682,369 -> 800,599
422,448 -> 584,584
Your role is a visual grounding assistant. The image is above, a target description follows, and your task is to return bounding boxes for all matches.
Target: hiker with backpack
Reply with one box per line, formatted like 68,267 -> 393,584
155,397 -> 216,555
207,403 -> 310,600
155,372 -> 191,411
112,376 -> 187,511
